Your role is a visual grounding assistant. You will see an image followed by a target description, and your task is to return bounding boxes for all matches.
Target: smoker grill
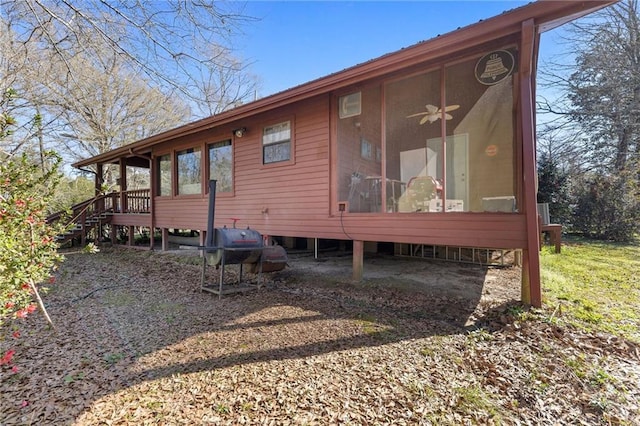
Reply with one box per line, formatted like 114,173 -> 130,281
204,227 -> 263,266
200,179 -> 285,297
248,244 -> 288,273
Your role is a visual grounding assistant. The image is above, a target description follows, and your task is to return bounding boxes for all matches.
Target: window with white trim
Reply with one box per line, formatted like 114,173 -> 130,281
262,120 -> 291,164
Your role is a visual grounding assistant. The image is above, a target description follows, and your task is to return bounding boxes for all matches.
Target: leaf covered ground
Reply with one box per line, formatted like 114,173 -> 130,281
1,246 -> 639,425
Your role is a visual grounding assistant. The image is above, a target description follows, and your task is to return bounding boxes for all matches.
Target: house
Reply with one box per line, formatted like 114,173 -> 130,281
70,0 -> 616,308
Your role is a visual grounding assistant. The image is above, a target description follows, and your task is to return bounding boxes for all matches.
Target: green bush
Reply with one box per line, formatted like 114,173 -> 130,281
537,154 -> 572,225
571,172 -> 639,242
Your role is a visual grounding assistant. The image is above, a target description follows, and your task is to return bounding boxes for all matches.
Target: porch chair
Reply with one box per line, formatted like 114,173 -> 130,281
397,176 -> 438,212
537,202 -> 562,253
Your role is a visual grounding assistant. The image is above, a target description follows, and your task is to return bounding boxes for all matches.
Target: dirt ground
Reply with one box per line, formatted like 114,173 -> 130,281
1,246 -> 638,425
271,248 -> 521,324
285,248 -> 520,299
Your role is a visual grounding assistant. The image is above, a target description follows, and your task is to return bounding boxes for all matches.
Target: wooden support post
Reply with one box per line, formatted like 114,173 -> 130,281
540,224 -> 562,253
95,163 -> 104,212
110,224 -> 117,245
199,231 -> 207,257
119,158 -> 128,213
519,19 -> 542,308
80,210 -> 87,246
149,157 -> 155,251
514,250 -> 522,267
128,226 -> 134,246
352,240 -> 364,282
521,248 -> 532,306
150,228 -> 156,251
161,228 -> 169,251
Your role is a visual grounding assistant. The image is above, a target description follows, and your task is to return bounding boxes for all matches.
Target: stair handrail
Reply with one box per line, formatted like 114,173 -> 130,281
46,192 -> 113,228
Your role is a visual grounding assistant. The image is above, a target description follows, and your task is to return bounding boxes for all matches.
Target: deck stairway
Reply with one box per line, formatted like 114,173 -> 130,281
47,194 -> 114,246
53,211 -> 113,245
47,189 -> 151,246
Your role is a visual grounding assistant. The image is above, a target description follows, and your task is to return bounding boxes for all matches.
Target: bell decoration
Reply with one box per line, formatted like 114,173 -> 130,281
480,54 -> 509,81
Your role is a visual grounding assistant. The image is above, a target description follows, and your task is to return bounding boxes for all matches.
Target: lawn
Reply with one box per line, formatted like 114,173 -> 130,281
1,241 -> 639,424
540,237 -> 640,343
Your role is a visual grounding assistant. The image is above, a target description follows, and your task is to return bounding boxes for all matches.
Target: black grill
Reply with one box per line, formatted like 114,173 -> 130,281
200,179 -> 286,297
205,227 -> 263,266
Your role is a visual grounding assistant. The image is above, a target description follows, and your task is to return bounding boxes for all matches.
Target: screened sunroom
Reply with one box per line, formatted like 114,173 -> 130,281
337,48 -> 517,215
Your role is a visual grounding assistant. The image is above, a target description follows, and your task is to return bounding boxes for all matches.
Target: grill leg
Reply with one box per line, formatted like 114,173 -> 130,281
219,251 -> 225,300
201,255 -> 207,290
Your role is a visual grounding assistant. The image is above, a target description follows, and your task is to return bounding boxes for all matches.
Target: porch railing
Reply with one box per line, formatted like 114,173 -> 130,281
47,189 -> 151,225
46,189 -> 151,245
110,189 -> 151,214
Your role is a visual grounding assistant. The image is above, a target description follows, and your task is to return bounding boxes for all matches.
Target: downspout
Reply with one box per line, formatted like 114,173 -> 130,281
519,18 -> 542,307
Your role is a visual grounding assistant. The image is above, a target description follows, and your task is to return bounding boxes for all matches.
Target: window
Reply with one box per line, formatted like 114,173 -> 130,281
336,86 -> 382,213
263,121 -> 291,164
177,147 -> 201,195
209,140 -> 233,192
445,54 -> 515,212
157,154 -> 172,196
385,69 -> 442,213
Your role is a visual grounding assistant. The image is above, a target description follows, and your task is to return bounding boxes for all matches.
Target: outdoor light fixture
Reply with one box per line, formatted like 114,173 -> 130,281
233,127 -> 247,138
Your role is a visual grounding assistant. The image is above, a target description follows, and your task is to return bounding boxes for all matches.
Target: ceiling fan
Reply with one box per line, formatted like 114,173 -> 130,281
407,104 -> 460,124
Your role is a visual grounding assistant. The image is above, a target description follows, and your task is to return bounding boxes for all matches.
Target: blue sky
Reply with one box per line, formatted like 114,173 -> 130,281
235,1 -> 565,97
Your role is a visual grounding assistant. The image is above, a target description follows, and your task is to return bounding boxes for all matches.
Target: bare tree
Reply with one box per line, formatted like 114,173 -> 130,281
41,43 -> 189,162
1,0 -> 259,117
537,0 -> 640,240
537,0 -> 639,174
0,18 -> 43,155
192,44 -> 260,117
1,0 -> 260,188
1,17 -> 188,186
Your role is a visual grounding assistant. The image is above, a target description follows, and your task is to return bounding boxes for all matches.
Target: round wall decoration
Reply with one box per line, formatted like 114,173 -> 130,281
475,50 -> 515,85
485,144 -> 498,157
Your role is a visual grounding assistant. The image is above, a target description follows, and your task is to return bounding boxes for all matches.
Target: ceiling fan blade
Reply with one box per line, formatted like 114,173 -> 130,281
425,104 -> 439,113
444,113 -> 453,120
443,104 -> 460,112
407,112 -> 428,118
420,115 -> 433,125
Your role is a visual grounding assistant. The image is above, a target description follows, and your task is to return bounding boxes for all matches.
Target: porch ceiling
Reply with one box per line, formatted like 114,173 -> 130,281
96,154 -> 151,169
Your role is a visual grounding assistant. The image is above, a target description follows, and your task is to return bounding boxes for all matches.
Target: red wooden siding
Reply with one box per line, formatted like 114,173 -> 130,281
147,93 -> 527,249
110,213 -> 152,227
153,95 -> 332,233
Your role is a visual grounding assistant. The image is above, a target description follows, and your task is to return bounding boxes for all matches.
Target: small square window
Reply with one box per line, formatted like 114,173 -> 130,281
339,92 -> 361,118
263,121 -> 291,164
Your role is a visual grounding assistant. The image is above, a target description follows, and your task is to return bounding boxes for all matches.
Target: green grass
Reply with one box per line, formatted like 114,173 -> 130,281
452,384 -> 502,419
540,237 -> 640,342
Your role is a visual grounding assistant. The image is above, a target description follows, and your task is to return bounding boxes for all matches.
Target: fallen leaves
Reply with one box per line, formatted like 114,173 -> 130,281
0,247 -> 638,425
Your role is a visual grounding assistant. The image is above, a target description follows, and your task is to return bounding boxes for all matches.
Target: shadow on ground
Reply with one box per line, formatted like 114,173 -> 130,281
0,246 -> 521,423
